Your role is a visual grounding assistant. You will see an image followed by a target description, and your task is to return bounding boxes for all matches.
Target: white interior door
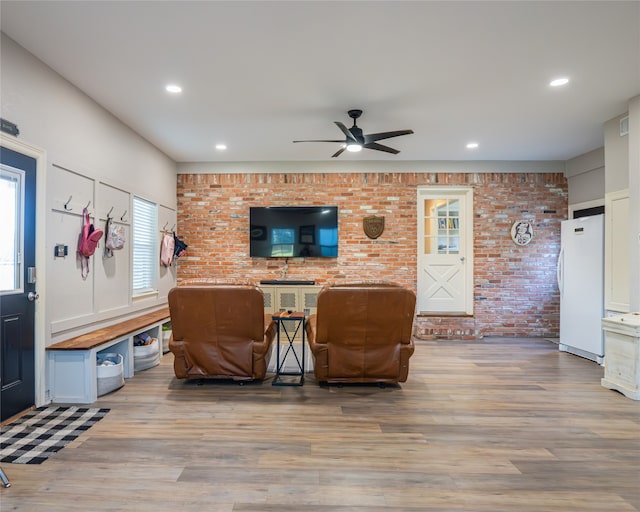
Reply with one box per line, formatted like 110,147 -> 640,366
417,187 -> 473,314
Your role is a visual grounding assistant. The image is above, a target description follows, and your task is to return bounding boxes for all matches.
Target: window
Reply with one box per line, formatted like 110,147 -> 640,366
270,228 -> 294,257
132,196 -> 158,295
0,166 -> 23,293
318,227 -> 338,257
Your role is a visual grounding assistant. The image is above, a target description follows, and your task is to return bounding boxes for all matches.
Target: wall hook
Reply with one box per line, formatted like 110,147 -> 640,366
85,200 -> 91,210
120,210 -> 127,221
107,206 -> 114,219
64,195 -> 73,211
171,224 -> 176,232
163,222 -> 169,230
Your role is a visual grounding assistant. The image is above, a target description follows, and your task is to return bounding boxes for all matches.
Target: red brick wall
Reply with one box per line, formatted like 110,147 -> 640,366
176,171 -> 567,337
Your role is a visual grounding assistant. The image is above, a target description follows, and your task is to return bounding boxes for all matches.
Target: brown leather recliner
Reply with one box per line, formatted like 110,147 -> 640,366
306,281 -> 416,384
168,283 -> 277,381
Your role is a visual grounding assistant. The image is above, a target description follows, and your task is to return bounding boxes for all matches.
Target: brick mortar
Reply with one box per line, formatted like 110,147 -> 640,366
176,171 -> 567,337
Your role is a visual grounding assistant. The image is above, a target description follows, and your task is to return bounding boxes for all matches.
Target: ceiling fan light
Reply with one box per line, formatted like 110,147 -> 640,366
346,143 -> 362,152
165,84 -> 182,94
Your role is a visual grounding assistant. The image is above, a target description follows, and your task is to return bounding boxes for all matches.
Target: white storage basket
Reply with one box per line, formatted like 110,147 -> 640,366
134,337 -> 160,371
97,353 -> 124,396
162,329 -> 172,353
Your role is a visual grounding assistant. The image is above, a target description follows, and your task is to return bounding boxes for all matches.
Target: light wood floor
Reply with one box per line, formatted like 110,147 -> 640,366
2,338 -> 639,512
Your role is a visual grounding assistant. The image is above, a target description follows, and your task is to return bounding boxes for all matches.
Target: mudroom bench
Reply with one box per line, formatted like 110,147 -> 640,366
46,308 -> 170,404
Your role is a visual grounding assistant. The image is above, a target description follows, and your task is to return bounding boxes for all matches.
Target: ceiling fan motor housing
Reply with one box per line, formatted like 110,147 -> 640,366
349,126 -> 364,144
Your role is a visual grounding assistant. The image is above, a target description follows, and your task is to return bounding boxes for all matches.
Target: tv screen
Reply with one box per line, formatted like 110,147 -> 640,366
250,206 -> 338,258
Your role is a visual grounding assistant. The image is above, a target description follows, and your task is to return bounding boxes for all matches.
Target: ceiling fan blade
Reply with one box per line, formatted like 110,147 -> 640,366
293,139 -> 345,143
363,142 -> 400,154
331,146 -> 347,158
364,129 -> 414,144
335,122 -> 357,142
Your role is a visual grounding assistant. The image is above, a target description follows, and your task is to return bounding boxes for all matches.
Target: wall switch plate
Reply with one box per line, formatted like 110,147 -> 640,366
54,244 -> 68,257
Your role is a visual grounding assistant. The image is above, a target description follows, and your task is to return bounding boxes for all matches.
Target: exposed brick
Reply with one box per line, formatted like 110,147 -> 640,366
176,171 -> 567,337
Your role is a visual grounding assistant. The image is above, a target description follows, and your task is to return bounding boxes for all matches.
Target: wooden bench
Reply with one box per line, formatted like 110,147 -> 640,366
46,307 -> 170,404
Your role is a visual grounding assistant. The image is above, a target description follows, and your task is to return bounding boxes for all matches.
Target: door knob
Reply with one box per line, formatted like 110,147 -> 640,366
460,257 -> 465,262
27,291 -> 39,302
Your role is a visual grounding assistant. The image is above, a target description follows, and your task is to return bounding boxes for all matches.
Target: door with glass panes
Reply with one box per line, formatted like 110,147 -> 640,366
1,147 -> 37,422
417,187 -> 473,314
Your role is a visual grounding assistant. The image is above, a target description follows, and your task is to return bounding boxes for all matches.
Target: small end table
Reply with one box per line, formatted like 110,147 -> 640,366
272,311 -> 306,386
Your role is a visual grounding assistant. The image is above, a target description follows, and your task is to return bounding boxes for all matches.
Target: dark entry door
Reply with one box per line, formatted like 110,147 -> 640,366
0,146 -> 37,422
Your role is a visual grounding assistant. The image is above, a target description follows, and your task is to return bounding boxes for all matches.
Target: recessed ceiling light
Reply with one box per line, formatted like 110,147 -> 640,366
549,77 -> 569,87
466,142 -> 479,149
215,144 -> 227,151
165,84 -> 182,94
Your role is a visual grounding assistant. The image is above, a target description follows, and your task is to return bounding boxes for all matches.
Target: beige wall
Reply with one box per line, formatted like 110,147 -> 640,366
605,113 -> 630,194
565,147 -> 605,206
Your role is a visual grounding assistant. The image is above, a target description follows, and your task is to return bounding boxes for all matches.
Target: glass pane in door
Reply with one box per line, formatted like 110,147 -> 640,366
0,168 -> 22,292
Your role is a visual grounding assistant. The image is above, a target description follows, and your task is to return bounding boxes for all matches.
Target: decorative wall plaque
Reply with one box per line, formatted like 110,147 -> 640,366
363,215 -> 385,239
511,220 -> 533,246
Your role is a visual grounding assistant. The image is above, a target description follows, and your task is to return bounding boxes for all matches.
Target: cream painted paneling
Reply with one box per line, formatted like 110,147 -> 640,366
605,190 -> 630,312
47,166 -> 96,325
628,96 -> 640,311
96,183 -> 131,314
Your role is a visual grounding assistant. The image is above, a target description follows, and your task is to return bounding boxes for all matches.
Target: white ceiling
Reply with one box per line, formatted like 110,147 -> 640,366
1,1 -> 639,163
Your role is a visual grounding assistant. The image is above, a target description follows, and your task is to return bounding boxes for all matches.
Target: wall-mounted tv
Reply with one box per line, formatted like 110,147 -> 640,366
250,206 -> 338,258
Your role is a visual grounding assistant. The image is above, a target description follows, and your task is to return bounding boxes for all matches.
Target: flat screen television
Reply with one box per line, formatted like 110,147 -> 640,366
250,206 -> 338,258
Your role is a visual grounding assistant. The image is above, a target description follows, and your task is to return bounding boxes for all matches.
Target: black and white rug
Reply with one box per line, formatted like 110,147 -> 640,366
1,406 -> 109,464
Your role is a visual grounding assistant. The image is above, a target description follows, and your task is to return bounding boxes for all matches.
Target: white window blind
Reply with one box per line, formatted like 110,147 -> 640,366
132,196 -> 158,294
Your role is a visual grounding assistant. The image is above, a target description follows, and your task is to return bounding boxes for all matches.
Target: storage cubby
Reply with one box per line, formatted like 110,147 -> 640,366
47,311 -> 170,403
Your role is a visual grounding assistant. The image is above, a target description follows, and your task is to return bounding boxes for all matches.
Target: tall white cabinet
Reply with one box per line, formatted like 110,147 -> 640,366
605,190 -> 630,314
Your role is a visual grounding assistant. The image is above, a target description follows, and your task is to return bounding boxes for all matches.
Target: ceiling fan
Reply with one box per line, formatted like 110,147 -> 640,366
293,109 -> 414,158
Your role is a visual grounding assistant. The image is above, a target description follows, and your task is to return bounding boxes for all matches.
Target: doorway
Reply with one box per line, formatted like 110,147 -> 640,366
1,146 -> 37,421
417,186 -> 474,315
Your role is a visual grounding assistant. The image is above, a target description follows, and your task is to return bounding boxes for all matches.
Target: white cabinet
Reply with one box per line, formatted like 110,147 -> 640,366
260,284 -> 320,316
260,284 -> 321,372
604,190 -> 630,313
601,313 -> 640,400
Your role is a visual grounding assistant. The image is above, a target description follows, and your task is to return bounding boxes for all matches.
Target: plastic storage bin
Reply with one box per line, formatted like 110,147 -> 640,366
134,337 -> 160,371
97,353 -> 124,396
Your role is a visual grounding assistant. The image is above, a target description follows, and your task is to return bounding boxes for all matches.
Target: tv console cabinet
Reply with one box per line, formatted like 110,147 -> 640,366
259,282 -> 320,373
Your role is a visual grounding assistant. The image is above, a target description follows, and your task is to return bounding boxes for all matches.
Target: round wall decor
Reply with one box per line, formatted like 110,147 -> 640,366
511,220 -> 534,246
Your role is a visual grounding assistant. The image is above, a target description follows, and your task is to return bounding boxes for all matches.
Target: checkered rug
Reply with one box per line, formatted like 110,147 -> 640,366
1,406 -> 109,464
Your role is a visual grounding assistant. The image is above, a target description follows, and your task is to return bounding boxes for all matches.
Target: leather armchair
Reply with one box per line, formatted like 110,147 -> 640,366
306,281 -> 416,384
168,283 -> 276,381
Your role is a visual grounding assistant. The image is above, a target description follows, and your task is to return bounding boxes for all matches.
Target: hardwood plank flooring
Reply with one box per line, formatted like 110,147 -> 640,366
1,337 -> 639,511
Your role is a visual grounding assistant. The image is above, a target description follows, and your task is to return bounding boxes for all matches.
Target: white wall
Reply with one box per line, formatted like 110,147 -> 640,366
628,97 -> 640,310
602,100 -> 640,312
565,147 -> 605,206
1,34 -> 176,205
605,113 -> 630,194
1,34 -> 177,405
